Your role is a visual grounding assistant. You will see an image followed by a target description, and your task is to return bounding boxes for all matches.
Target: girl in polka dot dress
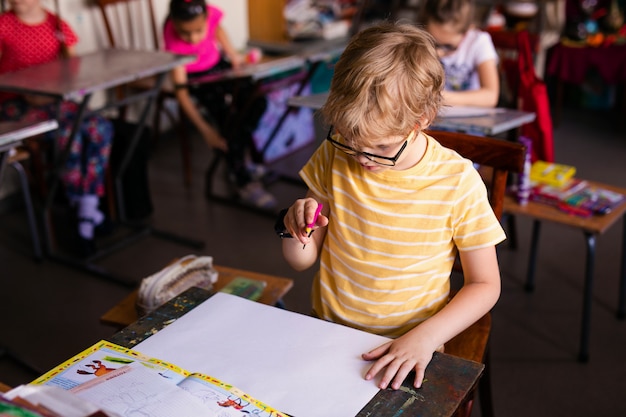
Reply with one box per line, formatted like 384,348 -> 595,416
0,0 -> 114,253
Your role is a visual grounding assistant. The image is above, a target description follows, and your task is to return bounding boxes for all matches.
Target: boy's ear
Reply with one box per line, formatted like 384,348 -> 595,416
418,116 -> 431,130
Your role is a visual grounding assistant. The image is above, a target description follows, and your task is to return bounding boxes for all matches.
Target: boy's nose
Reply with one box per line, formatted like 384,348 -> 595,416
353,153 -> 371,165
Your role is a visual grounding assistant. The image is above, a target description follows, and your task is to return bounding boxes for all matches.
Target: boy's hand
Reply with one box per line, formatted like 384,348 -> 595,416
281,196 -> 328,271
362,331 -> 437,390
285,198 -> 328,245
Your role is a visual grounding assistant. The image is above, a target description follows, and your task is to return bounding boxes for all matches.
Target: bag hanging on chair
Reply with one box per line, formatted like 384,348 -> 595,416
517,30 -> 555,163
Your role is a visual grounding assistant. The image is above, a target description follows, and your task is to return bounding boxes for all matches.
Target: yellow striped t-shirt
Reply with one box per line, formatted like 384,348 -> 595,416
300,133 -> 506,337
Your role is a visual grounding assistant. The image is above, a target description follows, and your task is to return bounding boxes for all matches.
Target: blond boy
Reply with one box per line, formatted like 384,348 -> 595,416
278,22 -> 504,390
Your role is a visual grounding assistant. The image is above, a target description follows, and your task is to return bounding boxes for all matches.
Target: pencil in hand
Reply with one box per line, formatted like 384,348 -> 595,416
303,203 -> 323,249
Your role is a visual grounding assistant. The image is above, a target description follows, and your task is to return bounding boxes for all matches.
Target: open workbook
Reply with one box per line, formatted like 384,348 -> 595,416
26,340 -> 288,417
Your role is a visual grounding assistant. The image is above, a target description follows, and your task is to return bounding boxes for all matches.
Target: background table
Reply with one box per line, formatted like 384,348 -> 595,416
0,120 -> 59,150
503,180 -> 626,361
287,92 -> 536,136
100,264 -> 295,329
0,49 -> 193,221
0,49 -> 200,286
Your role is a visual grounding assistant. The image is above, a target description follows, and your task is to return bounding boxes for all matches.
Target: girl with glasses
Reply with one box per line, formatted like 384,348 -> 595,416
418,0 -> 500,107
277,22 -> 504,392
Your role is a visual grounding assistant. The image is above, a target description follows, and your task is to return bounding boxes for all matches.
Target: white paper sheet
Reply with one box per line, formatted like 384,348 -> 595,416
135,292 -> 390,417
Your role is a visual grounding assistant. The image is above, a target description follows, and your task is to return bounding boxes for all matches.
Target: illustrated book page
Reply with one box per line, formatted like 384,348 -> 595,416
31,340 -> 288,417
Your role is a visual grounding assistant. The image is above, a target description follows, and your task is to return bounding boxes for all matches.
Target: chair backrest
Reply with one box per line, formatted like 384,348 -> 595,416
426,130 -> 526,220
96,0 -> 160,50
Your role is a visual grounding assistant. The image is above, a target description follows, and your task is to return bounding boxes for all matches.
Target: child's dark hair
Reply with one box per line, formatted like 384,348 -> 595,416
418,0 -> 475,33
169,0 -> 207,22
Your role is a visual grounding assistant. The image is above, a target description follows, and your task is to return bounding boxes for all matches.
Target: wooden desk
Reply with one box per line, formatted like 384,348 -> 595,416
187,55 -> 306,85
0,49 -> 191,101
0,49 -> 201,286
100,264 -> 294,329
0,120 -> 59,150
287,92 -> 536,136
503,180 -> 626,361
108,287 -> 483,417
140,55 -> 307,99
248,35 -> 349,58
433,108 -> 536,136
0,119 -> 59,186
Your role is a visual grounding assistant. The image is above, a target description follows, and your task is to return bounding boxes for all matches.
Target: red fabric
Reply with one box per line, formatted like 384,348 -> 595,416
487,29 -> 539,101
0,10 -> 77,102
517,31 -> 554,163
0,10 -> 77,74
547,43 -> 626,84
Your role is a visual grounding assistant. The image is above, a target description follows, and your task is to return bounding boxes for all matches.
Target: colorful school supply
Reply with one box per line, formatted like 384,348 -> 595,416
531,178 -> 626,216
530,160 -> 576,187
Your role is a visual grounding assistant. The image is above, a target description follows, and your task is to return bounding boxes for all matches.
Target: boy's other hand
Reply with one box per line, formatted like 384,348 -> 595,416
362,332 -> 437,390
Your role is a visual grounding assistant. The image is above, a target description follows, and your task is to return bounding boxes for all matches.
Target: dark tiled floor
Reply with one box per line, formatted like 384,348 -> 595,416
1,107 -> 625,416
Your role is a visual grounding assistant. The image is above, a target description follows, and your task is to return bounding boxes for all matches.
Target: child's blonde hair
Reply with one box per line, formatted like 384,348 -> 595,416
418,0 -> 475,34
321,22 -> 444,145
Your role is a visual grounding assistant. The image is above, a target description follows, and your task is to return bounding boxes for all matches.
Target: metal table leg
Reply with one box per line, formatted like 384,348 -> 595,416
578,232 -> 596,363
505,213 -> 518,250
525,219 -> 541,292
617,218 -> 626,320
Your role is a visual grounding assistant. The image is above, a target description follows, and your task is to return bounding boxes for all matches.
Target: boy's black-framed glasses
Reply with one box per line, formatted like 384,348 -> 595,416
325,126 -> 413,166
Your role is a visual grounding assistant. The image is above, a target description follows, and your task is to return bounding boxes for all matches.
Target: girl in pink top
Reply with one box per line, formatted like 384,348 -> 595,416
164,0 -> 275,209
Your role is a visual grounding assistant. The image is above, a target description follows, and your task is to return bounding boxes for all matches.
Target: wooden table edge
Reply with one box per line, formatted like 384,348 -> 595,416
503,181 -> 626,235
100,265 -> 294,329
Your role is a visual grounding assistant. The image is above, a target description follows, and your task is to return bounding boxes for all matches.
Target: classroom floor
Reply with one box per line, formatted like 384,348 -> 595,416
1,105 -> 625,417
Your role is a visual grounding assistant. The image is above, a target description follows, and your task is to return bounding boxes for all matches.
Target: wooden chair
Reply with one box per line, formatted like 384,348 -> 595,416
427,129 -> 526,417
96,0 -> 194,186
96,0 -> 160,51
